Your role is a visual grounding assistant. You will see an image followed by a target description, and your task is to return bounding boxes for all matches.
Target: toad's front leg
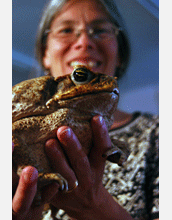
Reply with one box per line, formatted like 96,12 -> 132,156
34,173 -> 68,206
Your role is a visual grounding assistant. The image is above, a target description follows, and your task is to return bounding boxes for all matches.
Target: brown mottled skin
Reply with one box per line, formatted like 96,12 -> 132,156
12,66 -> 129,203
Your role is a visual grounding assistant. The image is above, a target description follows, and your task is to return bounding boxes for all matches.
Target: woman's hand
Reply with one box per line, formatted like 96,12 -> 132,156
12,144 -> 59,220
45,115 -> 133,220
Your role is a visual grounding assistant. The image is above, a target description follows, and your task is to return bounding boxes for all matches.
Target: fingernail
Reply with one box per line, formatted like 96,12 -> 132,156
23,167 -> 38,184
95,115 -> 104,125
102,146 -> 125,165
45,139 -> 57,149
102,147 -> 119,158
58,127 -> 72,139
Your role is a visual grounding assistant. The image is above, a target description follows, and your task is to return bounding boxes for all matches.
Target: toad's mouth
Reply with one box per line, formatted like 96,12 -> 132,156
46,89 -> 119,108
12,89 -> 119,124
13,91 -> 119,123
63,89 -> 119,101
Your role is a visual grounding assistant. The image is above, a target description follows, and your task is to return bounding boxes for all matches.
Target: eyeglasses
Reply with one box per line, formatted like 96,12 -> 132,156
44,23 -> 121,43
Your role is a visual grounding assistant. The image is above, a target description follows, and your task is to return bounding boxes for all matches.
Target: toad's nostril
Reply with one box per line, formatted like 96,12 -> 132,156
113,88 -> 119,95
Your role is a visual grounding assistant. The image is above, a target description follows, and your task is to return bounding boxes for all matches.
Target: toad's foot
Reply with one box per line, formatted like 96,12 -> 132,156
34,173 -> 68,206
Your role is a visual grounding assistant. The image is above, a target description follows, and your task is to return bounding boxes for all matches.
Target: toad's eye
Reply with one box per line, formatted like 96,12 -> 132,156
71,66 -> 94,85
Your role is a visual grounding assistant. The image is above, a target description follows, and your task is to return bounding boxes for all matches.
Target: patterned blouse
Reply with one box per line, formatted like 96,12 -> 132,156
42,112 -> 159,220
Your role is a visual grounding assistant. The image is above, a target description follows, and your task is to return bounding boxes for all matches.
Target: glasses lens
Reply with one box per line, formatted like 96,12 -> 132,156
48,23 -> 119,43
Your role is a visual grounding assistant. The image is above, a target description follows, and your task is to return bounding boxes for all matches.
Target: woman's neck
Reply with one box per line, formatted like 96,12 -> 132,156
110,110 -> 133,130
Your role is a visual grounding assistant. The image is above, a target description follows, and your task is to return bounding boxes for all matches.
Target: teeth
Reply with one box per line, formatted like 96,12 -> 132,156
88,61 -> 96,67
70,61 -> 97,68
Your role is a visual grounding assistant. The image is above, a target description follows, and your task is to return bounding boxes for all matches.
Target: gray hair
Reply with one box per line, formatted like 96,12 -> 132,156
35,0 -> 130,78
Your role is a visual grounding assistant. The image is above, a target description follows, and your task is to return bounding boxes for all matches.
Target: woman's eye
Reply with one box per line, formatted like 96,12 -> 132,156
60,28 -> 73,34
92,28 -> 110,38
94,28 -> 108,35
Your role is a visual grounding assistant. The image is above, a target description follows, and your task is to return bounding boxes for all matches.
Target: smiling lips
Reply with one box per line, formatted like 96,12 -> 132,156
69,56 -> 102,70
70,61 -> 99,68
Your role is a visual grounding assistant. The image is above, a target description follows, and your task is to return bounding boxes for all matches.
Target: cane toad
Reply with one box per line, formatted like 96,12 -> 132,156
12,66 -> 129,201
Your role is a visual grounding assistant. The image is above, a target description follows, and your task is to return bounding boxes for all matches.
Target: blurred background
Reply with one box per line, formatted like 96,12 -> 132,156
12,0 -> 159,115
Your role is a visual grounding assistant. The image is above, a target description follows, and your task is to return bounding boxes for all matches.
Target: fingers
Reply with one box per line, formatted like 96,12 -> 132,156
57,127 -> 93,190
45,115 -> 110,193
45,116 -> 110,191
12,144 -> 59,219
12,166 -> 38,218
89,115 -> 112,171
45,138 -> 77,190
41,182 -> 60,203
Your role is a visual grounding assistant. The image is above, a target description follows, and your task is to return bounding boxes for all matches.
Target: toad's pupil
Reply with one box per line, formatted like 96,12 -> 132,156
73,69 -> 89,82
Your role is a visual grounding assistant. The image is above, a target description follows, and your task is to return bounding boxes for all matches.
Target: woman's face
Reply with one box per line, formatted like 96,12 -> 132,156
43,0 -> 120,77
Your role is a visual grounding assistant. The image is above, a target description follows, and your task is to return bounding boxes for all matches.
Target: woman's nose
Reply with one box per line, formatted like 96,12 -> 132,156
72,31 -> 96,51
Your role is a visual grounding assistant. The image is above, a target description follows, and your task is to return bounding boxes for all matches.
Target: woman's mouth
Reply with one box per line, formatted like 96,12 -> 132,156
69,60 -> 102,69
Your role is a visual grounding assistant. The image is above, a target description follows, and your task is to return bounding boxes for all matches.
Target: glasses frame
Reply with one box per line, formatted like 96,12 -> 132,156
44,23 -> 122,43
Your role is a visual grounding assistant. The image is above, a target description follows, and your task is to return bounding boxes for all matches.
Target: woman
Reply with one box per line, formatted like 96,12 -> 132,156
12,0 -> 159,219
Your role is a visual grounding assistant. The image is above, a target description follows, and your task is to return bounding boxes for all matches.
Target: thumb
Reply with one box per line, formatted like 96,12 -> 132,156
12,166 -> 38,218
